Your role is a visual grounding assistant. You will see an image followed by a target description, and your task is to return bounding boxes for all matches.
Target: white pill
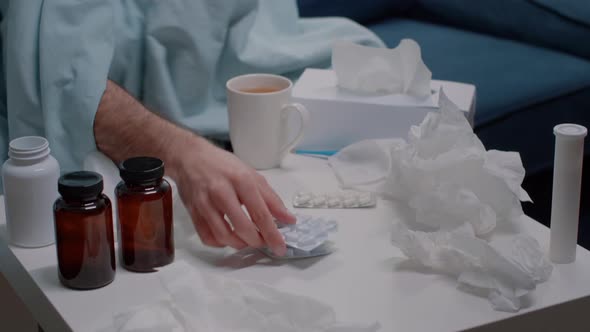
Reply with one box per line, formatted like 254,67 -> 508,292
358,193 -> 373,205
327,197 -> 342,208
293,190 -> 376,209
343,196 -> 358,207
312,195 -> 326,206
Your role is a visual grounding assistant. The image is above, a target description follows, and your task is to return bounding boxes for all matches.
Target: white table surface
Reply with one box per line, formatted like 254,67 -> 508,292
2,154 -> 590,332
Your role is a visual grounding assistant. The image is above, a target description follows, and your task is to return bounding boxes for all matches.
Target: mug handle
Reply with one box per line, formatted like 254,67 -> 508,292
279,103 -> 310,159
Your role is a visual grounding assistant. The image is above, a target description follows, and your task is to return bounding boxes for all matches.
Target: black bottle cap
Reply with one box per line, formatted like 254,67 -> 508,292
119,157 -> 165,184
58,171 -> 104,200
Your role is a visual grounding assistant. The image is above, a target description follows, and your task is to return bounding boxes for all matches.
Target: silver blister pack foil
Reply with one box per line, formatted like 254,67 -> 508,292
293,191 -> 376,208
261,214 -> 338,259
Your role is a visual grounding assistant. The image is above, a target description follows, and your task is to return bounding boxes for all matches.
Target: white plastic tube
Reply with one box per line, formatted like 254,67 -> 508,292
550,124 -> 587,264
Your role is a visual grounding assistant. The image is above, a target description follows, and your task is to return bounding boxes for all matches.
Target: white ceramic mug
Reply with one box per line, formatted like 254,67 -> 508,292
226,74 -> 309,169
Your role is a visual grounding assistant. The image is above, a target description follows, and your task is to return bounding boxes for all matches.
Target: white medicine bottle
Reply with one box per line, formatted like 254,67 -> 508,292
2,136 -> 60,247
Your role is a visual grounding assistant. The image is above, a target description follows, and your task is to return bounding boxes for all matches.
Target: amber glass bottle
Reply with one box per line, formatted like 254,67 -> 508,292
116,157 -> 174,272
53,171 -> 115,289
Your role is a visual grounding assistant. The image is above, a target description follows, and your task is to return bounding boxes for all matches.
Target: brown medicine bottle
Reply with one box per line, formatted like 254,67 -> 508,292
53,171 -> 116,289
116,157 -> 174,272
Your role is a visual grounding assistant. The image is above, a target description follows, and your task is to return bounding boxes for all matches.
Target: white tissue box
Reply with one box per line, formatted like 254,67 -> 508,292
292,68 -> 476,151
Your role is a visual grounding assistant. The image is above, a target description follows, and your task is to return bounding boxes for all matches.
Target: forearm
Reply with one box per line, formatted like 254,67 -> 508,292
93,80 -> 206,179
94,81 -> 294,254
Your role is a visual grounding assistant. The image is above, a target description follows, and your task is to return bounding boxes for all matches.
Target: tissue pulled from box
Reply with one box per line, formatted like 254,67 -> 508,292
99,261 -> 381,332
328,90 -> 551,311
332,39 -> 431,97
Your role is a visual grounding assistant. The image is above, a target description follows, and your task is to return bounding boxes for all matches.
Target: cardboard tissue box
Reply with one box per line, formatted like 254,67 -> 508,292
291,68 -> 476,152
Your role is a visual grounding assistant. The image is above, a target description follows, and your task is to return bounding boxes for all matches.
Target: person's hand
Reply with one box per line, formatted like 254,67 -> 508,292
170,135 -> 296,256
93,81 -> 295,255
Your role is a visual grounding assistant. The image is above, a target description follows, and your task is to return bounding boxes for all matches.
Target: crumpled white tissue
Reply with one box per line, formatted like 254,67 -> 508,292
330,90 -> 531,235
332,39 -> 431,97
101,261 -> 380,332
392,223 -> 552,312
328,90 -> 551,311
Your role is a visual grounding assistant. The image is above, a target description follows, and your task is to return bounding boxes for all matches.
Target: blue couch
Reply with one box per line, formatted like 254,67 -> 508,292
298,0 -> 590,246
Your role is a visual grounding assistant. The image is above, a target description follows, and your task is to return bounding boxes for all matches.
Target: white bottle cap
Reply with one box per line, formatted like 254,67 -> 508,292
554,124 -> 587,139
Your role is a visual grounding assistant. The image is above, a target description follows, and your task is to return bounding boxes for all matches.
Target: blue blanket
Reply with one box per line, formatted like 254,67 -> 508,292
0,0 -> 383,172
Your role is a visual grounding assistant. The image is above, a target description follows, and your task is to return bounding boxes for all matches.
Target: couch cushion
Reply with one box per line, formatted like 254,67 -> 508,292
370,19 -> 590,125
531,0 -> 590,27
413,0 -> 590,60
476,87 -> 590,174
297,0 -> 414,24
369,19 -> 590,174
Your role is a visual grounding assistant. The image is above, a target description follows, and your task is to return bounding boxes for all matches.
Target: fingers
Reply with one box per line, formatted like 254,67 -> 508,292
257,176 -> 296,224
209,181 -> 266,249
236,178 -> 287,256
182,167 -> 294,256
197,195 -> 247,250
188,205 -> 224,248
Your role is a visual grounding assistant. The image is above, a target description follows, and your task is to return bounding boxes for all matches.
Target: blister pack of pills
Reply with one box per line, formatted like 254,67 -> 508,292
260,242 -> 335,260
260,214 -> 338,259
292,191 -> 377,209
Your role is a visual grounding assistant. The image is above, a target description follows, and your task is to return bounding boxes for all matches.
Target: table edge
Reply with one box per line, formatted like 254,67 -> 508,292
0,237 -> 72,332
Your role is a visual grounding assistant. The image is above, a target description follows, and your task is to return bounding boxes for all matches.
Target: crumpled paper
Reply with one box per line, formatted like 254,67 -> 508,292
330,90 -> 532,236
328,90 -> 552,312
392,223 -> 552,312
332,39 -> 431,97
100,261 -> 381,332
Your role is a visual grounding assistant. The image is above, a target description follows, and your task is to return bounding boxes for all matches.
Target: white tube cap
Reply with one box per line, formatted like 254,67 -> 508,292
554,124 -> 587,139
